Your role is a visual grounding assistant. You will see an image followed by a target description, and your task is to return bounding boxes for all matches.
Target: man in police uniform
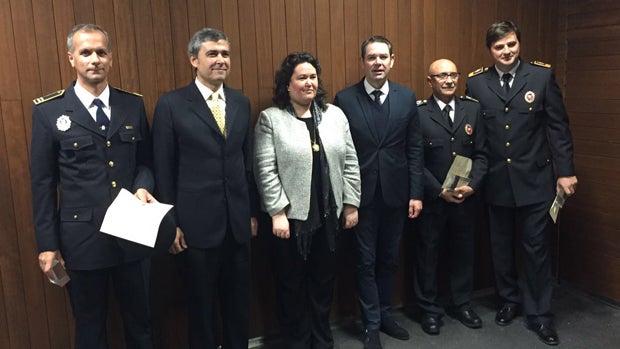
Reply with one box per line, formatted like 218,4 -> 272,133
31,24 -> 154,349
466,20 -> 577,346
414,59 -> 486,335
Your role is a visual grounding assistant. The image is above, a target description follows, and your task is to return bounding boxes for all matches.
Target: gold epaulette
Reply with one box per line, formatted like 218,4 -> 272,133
33,89 -> 65,105
460,95 -> 479,103
531,60 -> 551,68
468,66 -> 488,78
416,99 -> 427,106
114,86 -> 143,97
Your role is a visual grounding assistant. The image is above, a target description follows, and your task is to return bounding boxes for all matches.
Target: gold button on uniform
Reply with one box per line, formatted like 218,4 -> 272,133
106,141 -> 111,147
111,181 -> 117,188
507,158 -> 512,163
505,124 -> 510,130
108,161 -> 114,167
450,137 -> 455,142
452,151 -> 457,156
504,107 -> 509,112
73,214 -> 78,220
73,142 -> 78,148
506,142 -> 511,147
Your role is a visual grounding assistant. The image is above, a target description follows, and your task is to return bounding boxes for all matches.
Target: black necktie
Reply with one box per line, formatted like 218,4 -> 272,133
93,98 -> 110,130
371,90 -> 382,107
443,105 -> 453,127
501,73 -> 512,95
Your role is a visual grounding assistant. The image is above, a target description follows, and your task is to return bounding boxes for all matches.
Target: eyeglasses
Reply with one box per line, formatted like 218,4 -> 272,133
431,72 -> 460,81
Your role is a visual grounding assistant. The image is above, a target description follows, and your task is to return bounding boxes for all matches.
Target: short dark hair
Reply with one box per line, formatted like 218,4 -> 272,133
486,20 -> 521,48
273,52 -> 327,110
67,24 -> 111,52
188,28 -> 229,57
361,35 -> 393,58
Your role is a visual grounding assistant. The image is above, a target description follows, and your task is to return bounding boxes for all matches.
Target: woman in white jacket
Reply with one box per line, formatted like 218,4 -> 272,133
254,52 -> 361,349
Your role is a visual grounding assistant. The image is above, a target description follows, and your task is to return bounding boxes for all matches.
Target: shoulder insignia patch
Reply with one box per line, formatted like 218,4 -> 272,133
460,95 -> 479,103
531,60 -> 551,68
416,99 -> 427,106
114,86 -> 143,97
33,89 -> 65,105
468,66 -> 488,78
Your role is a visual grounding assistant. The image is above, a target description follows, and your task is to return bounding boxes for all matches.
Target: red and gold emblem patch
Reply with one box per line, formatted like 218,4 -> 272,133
524,90 -> 536,103
464,124 -> 473,135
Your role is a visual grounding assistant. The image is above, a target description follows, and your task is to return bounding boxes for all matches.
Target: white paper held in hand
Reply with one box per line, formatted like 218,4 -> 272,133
100,188 -> 173,247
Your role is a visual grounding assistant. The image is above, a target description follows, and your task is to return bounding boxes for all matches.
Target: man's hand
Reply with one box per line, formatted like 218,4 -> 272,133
38,250 -> 64,278
557,176 -> 578,197
251,217 -> 258,237
342,204 -> 359,229
169,227 -> 188,254
272,211 -> 290,239
134,188 -> 158,204
440,185 -> 474,204
408,199 -> 423,218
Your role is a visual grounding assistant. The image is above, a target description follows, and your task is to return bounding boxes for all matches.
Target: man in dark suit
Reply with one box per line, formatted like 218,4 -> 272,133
466,21 -> 578,346
334,36 -> 424,349
414,59 -> 487,335
151,28 -> 257,349
31,24 -> 154,349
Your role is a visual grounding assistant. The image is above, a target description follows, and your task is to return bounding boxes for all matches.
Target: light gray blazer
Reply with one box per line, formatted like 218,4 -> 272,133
254,104 -> 361,220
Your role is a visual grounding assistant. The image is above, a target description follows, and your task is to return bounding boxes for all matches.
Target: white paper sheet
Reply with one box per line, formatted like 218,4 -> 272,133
100,188 -> 173,247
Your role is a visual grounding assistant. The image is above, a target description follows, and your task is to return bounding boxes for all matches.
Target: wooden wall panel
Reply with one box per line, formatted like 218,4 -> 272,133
559,0 -> 620,302
0,1 -> 589,348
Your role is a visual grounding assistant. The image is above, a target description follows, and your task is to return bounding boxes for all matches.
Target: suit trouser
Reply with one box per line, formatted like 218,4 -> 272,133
413,200 -> 476,317
66,259 -> 152,349
355,199 -> 408,330
183,233 -> 251,349
488,200 -> 554,325
271,226 -> 337,349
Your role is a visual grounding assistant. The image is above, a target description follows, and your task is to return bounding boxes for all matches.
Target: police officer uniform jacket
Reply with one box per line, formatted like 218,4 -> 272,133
417,96 -> 487,212
465,61 -> 575,207
30,83 -> 154,270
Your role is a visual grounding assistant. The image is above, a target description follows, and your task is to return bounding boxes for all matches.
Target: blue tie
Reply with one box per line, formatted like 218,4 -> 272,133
502,73 -> 512,95
371,90 -> 382,107
93,98 -> 110,130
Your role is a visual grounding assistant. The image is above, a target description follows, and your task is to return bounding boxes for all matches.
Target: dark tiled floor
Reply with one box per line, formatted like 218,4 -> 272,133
253,283 -> 620,348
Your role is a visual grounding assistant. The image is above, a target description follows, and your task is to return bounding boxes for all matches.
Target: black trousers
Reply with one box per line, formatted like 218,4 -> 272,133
354,199 -> 408,330
271,226 -> 337,349
488,200 -> 554,325
66,259 -> 152,349
183,233 -> 251,349
413,199 -> 476,317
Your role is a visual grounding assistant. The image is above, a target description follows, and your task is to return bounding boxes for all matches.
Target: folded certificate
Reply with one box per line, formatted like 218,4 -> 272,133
549,189 -> 566,224
442,155 -> 472,190
100,188 -> 173,247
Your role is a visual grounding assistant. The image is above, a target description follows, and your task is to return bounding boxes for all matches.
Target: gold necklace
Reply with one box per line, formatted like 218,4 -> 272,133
290,105 -> 320,152
311,119 -> 320,152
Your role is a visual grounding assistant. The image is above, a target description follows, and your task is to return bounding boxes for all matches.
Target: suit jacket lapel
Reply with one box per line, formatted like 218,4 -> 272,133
428,97 -> 452,133
508,63 -> 529,103
186,83 -> 224,138
223,86 -> 238,138
453,98 -> 466,130
355,81 -> 380,143
107,87 -> 129,138
63,86 -> 106,136
485,69 -> 507,102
